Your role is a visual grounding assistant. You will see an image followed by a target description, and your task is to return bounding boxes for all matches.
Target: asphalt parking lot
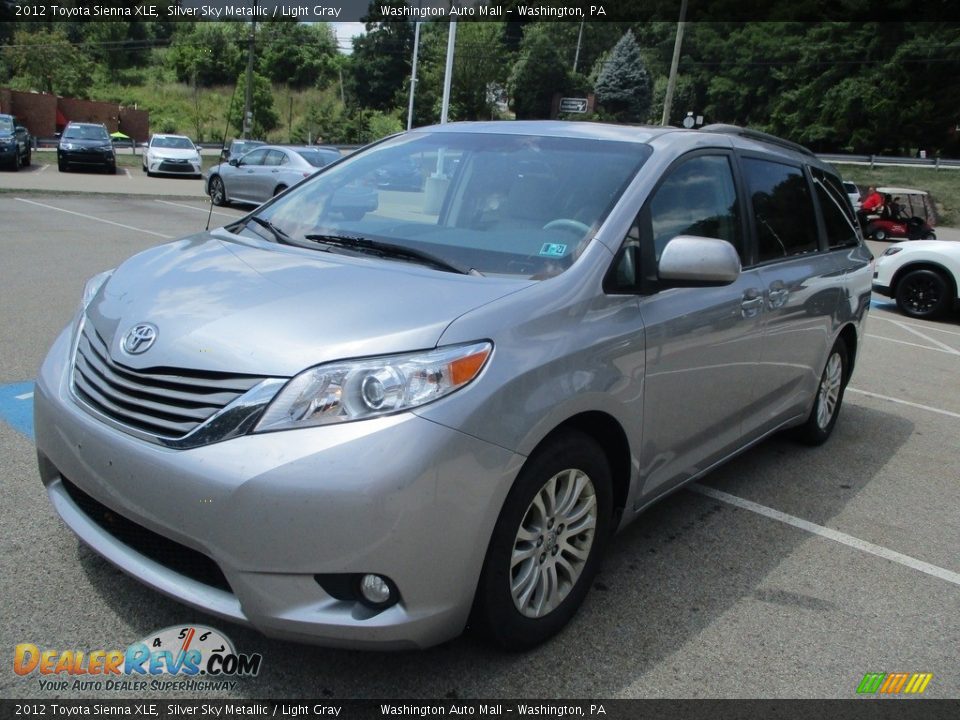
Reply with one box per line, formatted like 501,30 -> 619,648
0,180 -> 958,700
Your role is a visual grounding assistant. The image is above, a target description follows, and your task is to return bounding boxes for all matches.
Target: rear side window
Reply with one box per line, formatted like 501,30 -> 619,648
742,158 -> 819,263
812,169 -> 860,248
648,155 -> 742,261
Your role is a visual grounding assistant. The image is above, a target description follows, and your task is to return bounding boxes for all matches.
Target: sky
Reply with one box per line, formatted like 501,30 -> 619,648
329,22 -> 367,53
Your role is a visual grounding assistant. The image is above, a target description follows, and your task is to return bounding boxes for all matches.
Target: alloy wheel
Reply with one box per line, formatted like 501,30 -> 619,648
510,468 -> 597,618
816,352 -> 843,430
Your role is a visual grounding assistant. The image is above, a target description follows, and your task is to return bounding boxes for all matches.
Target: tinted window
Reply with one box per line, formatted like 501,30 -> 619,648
296,149 -> 340,167
812,169 -> 860,249
649,155 -> 742,261
742,158 -> 819,262
0,117 -> 13,133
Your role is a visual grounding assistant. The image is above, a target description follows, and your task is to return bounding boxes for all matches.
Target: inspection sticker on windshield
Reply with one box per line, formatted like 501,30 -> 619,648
539,243 -> 568,257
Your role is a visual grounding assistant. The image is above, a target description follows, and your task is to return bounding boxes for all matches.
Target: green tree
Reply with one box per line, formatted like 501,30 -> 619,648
451,22 -> 512,120
347,2 -> 415,111
229,72 -> 280,138
594,30 -> 652,122
3,28 -> 94,97
167,22 -> 245,87
508,23 -> 574,119
256,21 -> 338,89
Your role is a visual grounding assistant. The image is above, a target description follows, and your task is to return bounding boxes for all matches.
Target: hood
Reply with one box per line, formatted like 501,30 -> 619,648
60,138 -> 111,148
87,232 -> 531,377
149,147 -> 199,159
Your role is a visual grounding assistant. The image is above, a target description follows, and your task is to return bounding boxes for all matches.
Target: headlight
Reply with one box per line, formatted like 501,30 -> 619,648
255,341 -> 492,432
882,247 -> 903,256
61,143 -> 74,151
81,269 -> 114,311
0,138 -> 13,146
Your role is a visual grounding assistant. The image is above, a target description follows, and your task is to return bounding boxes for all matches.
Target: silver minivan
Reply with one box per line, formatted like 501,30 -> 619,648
35,121 -> 873,650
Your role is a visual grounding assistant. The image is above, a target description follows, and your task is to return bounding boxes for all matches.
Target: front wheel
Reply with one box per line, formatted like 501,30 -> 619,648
895,268 -> 951,319
795,339 -> 848,446
473,429 -> 612,650
208,175 -> 227,206
873,229 -> 887,241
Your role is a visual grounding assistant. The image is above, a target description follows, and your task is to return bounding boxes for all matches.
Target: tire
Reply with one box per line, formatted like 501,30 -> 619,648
58,159 -> 67,172
273,184 -> 287,197
873,229 -> 887,241
13,151 -> 21,171
209,176 -> 227,206
895,268 -> 951,319
795,339 -> 849,446
106,163 -> 116,175
23,149 -> 31,167
473,429 -> 612,650
923,232 -> 936,240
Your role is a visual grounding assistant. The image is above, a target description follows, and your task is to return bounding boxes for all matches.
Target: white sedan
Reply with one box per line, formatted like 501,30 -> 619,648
141,134 -> 202,178
873,240 -> 960,318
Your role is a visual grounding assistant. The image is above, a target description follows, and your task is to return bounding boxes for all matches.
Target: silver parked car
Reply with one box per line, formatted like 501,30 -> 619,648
35,121 -> 872,650
205,145 -> 342,207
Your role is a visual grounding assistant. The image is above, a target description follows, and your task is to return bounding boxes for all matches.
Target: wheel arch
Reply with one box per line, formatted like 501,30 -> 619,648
837,323 -> 858,384
890,261 -> 958,301
526,411 -> 632,526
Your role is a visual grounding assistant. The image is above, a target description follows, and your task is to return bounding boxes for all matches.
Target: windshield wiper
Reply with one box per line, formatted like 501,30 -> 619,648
245,216 -> 293,245
304,233 -> 481,276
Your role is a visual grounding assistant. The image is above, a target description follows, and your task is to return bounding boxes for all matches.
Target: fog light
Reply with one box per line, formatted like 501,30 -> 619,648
359,574 -> 392,605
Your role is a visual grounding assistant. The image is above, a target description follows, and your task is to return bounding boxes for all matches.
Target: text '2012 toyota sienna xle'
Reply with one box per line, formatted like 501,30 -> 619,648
35,121 -> 873,650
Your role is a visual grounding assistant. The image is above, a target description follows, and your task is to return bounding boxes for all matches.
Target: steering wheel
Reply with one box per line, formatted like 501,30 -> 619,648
542,218 -> 590,235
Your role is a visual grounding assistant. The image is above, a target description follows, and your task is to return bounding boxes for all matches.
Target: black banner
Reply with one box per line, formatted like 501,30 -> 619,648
2,700 -> 959,720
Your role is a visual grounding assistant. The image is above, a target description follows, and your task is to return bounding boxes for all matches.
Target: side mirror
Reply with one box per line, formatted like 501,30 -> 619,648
229,158 -> 240,167
658,236 -> 741,287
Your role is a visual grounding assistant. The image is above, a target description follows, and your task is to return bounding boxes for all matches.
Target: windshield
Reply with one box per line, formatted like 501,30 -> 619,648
253,131 -> 650,279
0,117 -> 13,133
153,136 -> 195,149
63,125 -> 109,141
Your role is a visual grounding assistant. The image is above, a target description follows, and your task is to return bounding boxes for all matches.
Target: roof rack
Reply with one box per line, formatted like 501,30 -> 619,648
700,124 -> 814,157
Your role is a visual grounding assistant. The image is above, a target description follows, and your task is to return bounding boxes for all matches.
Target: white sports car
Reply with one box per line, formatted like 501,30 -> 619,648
141,134 -> 202,178
873,240 -> 960,318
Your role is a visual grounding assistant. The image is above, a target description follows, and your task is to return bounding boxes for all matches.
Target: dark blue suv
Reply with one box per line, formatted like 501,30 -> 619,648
0,114 -> 31,170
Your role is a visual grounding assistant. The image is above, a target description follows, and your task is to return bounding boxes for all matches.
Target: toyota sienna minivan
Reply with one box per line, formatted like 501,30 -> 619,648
35,121 -> 873,650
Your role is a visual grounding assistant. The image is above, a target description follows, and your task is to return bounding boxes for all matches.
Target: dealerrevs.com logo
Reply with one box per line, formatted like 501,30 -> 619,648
14,625 -> 262,692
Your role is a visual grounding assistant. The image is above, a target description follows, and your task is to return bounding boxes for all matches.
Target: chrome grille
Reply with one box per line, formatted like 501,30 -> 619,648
72,321 -> 267,440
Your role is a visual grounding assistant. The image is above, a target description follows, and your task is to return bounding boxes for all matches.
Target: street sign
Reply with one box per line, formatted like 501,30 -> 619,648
559,97 -> 588,114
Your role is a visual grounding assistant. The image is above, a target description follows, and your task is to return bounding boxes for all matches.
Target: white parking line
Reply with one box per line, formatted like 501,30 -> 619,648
15,392 -> 33,400
847,387 -> 960,420
155,199 -> 236,218
888,319 -> 960,355
866,334 -> 959,355
14,198 -> 173,239
123,168 -> 132,180
36,164 -> 48,173
691,484 -> 960,587
870,314 -> 960,339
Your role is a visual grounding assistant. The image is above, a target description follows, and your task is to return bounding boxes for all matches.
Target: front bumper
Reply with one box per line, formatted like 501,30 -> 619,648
35,326 -> 523,649
145,157 -> 202,175
59,149 -> 114,169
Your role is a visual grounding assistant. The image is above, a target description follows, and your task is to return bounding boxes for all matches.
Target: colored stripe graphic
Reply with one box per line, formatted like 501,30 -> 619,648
857,672 -> 933,695
857,673 -> 886,694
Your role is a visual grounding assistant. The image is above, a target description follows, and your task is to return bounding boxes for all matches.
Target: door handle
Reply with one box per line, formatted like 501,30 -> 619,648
741,291 -> 763,318
768,287 -> 789,306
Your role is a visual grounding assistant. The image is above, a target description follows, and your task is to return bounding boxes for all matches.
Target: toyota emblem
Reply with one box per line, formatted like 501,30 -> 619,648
123,323 -> 158,355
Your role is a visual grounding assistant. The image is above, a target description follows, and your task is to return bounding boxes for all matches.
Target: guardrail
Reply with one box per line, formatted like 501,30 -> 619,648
817,153 -> 960,170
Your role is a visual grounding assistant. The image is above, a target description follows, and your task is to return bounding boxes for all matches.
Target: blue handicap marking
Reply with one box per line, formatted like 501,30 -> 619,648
0,381 -> 36,441
871,298 -> 896,310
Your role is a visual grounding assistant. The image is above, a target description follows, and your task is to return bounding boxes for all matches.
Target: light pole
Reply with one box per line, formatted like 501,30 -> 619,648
661,0 -> 687,127
407,22 -> 421,131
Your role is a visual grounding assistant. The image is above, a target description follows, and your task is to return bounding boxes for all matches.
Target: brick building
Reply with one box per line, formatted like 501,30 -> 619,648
0,88 -> 149,142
